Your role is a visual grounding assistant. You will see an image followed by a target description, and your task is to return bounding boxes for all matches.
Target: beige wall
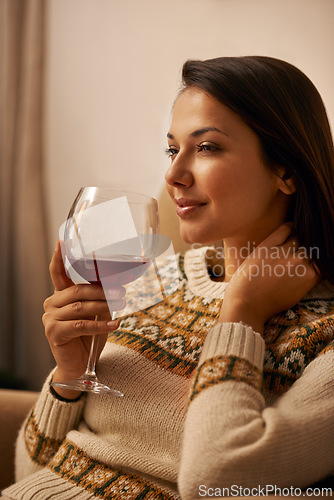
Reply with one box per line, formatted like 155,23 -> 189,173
44,0 -> 334,252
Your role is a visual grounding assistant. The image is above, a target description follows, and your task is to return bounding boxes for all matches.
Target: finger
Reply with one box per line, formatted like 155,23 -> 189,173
294,253 -> 321,281
49,297 -> 126,321
50,240 -> 74,291
46,283 -> 125,309
258,222 -> 294,249
46,318 -> 120,346
284,241 -> 317,262
303,262 -> 321,289
280,236 -> 300,257
53,299 -> 113,321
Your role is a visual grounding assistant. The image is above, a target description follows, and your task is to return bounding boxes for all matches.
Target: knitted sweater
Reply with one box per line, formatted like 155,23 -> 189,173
3,247 -> 334,499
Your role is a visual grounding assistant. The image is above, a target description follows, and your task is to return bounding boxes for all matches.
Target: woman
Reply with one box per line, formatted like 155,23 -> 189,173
3,56 -> 334,499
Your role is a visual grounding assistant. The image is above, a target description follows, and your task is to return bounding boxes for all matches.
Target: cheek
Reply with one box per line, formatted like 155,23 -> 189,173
210,166 -> 277,218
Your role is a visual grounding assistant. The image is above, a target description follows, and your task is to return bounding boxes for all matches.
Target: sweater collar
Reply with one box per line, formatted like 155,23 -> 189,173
184,246 -> 228,298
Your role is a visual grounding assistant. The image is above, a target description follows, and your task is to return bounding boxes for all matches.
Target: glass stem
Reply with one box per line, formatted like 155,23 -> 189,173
84,311 -> 115,379
85,334 -> 99,378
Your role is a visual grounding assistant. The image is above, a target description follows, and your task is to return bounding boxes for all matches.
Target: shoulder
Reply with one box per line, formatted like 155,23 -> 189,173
263,282 -> 334,396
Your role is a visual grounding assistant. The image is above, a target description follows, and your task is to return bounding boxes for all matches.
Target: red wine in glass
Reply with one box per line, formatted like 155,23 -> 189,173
70,255 -> 150,286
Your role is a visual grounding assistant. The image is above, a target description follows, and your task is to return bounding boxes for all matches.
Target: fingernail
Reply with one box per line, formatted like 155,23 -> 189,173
107,319 -> 120,328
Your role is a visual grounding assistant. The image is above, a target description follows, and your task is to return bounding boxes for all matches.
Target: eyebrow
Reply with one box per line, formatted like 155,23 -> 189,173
167,127 -> 228,140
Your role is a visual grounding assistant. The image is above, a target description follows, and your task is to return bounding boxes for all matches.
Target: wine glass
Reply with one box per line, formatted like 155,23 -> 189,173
51,187 -> 159,396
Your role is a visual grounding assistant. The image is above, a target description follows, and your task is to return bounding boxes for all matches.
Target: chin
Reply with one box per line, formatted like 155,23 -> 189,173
179,221 -> 221,246
180,231 -> 213,246
180,233 -> 196,245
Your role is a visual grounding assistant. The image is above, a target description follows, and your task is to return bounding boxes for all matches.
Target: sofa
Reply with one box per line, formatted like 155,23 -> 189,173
0,389 -> 38,490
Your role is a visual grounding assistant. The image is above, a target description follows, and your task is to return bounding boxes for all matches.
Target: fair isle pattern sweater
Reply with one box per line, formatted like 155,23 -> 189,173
3,247 -> 334,500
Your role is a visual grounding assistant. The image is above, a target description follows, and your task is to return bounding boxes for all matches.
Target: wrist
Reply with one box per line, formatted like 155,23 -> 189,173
219,298 -> 264,335
50,384 -> 83,402
51,367 -> 83,400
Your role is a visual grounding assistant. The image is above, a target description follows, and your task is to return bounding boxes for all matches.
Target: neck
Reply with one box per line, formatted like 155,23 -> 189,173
220,215 -> 290,281
221,238 -> 263,282
205,239 -> 258,283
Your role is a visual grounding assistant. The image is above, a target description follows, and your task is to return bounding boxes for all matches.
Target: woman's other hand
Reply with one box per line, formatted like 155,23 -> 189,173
219,223 -> 320,334
42,241 -> 126,399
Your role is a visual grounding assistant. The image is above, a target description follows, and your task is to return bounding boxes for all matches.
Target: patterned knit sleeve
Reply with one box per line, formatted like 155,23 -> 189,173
15,369 -> 86,482
178,320 -> 334,499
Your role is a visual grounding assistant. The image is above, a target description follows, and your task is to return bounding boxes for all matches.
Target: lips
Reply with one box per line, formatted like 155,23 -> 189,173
174,197 -> 207,217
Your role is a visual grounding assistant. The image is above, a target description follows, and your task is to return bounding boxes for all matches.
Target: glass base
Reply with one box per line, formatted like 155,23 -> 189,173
51,376 -> 124,397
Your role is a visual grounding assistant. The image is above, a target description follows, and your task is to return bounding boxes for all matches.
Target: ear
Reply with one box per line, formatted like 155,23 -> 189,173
276,168 -> 297,195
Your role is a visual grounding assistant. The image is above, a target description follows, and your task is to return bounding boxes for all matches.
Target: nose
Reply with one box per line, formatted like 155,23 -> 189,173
164,155 -> 193,189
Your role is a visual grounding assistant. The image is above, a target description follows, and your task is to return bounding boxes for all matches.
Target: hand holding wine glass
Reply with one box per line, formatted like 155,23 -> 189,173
43,188 -> 159,397
43,241 -> 125,399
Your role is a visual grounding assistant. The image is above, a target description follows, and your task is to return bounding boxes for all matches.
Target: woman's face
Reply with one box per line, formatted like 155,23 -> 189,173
165,87 -> 290,246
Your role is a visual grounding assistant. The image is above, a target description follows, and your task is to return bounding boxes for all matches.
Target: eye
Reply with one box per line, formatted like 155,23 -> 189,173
196,142 -> 220,153
165,146 -> 179,158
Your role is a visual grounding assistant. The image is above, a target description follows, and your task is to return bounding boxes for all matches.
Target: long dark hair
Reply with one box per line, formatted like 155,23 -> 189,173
181,56 -> 334,284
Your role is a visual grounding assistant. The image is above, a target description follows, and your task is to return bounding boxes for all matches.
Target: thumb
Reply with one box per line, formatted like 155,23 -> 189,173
49,240 -> 74,291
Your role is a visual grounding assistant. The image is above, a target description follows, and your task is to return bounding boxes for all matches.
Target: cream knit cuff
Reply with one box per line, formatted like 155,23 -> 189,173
32,369 -> 86,441
199,322 -> 265,371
